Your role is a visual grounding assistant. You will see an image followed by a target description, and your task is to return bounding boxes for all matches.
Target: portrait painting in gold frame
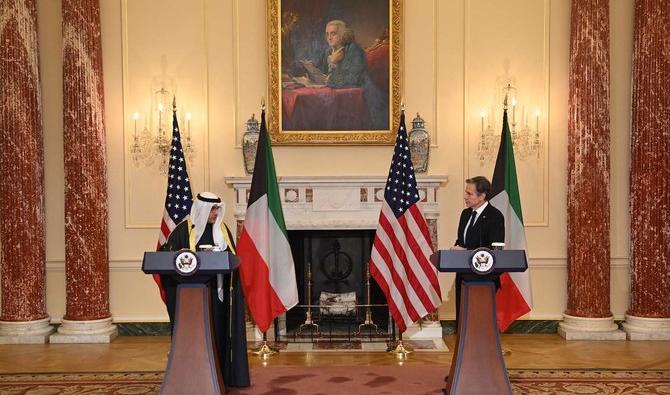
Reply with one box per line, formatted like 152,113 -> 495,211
267,0 -> 402,145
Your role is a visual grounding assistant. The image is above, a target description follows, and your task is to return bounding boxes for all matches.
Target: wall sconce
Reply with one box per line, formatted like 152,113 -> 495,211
477,84 -> 542,165
129,87 -> 196,172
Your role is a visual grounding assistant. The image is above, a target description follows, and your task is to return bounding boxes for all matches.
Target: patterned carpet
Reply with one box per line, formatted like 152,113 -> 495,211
0,372 -> 162,394
0,368 -> 668,394
510,369 -> 670,394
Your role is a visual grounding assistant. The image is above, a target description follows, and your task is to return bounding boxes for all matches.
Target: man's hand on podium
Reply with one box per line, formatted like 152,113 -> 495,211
449,245 -> 466,251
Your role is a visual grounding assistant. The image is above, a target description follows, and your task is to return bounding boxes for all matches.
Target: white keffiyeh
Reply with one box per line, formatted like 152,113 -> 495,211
191,192 -> 228,301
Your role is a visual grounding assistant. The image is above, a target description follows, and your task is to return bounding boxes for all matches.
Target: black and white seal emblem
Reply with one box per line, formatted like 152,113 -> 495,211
470,247 -> 495,275
174,249 -> 199,276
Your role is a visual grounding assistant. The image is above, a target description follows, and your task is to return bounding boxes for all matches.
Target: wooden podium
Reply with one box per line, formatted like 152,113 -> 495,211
142,251 -> 239,395
431,249 -> 527,395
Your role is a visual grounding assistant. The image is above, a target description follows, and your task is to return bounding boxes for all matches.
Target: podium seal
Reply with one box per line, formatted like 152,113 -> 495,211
470,247 -> 495,275
174,249 -> 200,276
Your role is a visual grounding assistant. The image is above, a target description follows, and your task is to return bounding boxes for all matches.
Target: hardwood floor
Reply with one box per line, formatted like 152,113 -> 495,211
1,334 -> 669,374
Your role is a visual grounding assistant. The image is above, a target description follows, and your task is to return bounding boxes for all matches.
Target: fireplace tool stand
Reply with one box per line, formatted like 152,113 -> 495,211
354,262 -> 384,337
297,263 -> 320,337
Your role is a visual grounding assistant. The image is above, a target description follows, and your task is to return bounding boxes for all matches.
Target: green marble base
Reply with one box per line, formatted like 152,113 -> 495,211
441,320 -> 561,335
116,323 -> 171,336
505,320 -> 560,333
117,320 -> 593,336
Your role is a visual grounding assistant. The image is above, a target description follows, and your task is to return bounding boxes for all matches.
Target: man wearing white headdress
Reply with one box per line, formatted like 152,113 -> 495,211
160,192 -> 250,388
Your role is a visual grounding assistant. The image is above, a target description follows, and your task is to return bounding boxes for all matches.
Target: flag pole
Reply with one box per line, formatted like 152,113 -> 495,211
377,98 -> 437,361
500,92 -> 511,357
387,314 -> 412,360
496,90 -> 518,356
390,326 -> 412,360
252,331 -> 277,360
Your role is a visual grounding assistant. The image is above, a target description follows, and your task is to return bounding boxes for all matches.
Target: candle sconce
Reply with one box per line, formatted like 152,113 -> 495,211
477,83 -> 543,165
129,86 -> 196,173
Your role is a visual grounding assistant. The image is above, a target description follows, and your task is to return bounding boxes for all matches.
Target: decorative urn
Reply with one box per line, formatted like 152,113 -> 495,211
409,113 -> 430,173
242,114 -> 260,174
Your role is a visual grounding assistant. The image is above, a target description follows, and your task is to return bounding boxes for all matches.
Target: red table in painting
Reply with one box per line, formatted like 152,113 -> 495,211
282,87 -> 371,131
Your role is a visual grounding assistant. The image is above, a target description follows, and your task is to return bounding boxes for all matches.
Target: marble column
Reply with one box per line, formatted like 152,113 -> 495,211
50,0 -> 116,343
559,0 -> 624,340
623,0 -> 670,340
0,0 -> 54,344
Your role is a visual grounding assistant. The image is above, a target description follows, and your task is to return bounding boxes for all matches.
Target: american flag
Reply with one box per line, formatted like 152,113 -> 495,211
153,104 -> 193,301
369,112 -> 442,332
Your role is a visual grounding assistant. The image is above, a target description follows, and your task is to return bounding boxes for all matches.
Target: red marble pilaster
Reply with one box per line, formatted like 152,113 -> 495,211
565,0 -> 612,318
62,0 -> 110,321
0,0 -> 48,322
628,0 -> 670,318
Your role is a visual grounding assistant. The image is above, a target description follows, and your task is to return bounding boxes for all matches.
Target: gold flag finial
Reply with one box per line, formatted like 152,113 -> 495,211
172,96 -> 176,111
401,99 -> 405,112
503,84 -> 510,110
261,97 -> 266,111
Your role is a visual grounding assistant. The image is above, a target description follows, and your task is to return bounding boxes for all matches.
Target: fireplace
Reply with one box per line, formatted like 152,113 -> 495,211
225,175 -> 447,337
286,229 -> 388,332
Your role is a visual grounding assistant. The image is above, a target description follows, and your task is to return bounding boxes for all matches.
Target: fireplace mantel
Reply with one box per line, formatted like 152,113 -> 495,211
225,175 -> 448,245
225,175 -> 449,344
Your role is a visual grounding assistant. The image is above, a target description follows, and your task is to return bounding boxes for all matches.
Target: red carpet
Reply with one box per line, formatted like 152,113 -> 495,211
230,365 -> 443,394
229,366 -> 670,395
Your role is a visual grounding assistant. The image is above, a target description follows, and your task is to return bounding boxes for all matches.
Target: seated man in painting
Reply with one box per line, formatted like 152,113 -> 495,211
297,19 -> 388,130
316,20 -> 368,88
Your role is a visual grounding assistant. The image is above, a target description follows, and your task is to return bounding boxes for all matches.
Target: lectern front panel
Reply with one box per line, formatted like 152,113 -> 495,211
161,284 -> 224,395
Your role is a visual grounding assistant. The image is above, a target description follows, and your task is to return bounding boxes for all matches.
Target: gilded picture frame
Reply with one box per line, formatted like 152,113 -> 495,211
268,0 -> 402,145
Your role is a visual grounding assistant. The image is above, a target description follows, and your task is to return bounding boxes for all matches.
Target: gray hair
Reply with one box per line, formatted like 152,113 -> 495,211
326,20 -> 355,45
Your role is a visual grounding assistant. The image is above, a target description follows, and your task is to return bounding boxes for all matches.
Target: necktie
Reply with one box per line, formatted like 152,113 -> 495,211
464,210 -> 477,242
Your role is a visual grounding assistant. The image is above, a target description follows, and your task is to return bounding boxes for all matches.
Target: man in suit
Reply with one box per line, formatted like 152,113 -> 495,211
452,176 -> 505,250
450,176 -> 505,326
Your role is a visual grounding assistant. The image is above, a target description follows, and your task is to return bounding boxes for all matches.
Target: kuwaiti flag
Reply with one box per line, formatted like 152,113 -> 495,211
489,108 -> 532,331
237,109 -> 298,333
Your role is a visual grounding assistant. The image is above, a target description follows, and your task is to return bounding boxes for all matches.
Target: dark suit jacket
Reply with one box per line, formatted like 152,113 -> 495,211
454,202 -> 505,250
453,203 -> 505,326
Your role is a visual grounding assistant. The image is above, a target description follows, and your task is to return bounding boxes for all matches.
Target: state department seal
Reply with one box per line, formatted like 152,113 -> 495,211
174,249 -> 199,276
470,247 -> 495,275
